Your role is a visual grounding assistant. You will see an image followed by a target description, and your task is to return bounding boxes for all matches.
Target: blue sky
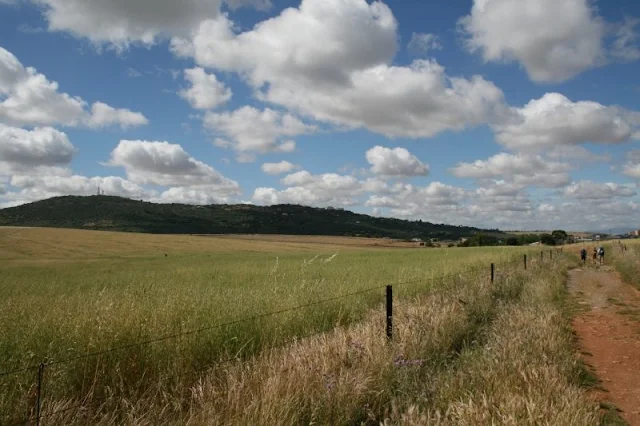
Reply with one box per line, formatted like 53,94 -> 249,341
0,0 -> 639,231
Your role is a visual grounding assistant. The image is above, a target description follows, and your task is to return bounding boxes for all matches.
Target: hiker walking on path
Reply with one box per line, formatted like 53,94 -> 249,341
580,248 -> 587,265
598,246 -> 605,265
592,247 -> 598,264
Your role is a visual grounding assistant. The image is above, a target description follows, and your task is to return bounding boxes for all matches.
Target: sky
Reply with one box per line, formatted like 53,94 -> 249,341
0,0 -> 639,232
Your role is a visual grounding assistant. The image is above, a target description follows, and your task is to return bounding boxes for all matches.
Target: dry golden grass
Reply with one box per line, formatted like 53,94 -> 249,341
36,254 -> 598,425
0,227 -> 428,264
1,227 -> 545,424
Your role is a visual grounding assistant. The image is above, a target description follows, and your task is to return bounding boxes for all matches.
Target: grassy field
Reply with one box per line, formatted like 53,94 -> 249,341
0,227 -> 575,424
607,239 -> 640,289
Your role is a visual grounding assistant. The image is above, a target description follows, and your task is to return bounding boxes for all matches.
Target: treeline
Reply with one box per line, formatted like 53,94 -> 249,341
459,230 -> 569,247
0,195 -> 507,241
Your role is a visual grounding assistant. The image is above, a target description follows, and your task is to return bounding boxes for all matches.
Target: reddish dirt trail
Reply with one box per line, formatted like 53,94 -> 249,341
568,265 -> 640,425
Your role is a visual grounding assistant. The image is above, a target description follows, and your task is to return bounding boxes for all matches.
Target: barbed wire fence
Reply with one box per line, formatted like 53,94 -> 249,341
1,248 -> 565,426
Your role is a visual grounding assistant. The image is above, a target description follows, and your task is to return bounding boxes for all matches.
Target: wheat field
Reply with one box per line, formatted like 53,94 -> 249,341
0,227 -> 594,424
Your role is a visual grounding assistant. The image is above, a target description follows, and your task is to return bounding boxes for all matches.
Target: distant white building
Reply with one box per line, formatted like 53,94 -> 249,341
576,236 -> 593,242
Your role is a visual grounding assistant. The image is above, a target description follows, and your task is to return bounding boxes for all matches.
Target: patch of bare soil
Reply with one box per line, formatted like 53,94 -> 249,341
569,265 -> 640,425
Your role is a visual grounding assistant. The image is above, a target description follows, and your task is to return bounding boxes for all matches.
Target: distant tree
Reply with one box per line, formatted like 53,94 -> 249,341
506,236 -> 519,246
551,230 -> 568,244
540,234 -> 556,245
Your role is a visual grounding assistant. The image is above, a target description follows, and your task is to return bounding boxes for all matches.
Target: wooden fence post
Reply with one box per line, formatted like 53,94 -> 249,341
386,285 -> 393,340
490,263 -> 494,283
524,254 -> 527,270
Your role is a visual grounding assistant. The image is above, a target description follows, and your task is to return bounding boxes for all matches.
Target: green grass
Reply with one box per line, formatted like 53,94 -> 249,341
599,402 -> 628,426
20,247 -> 599,425
0,227 -> 543,423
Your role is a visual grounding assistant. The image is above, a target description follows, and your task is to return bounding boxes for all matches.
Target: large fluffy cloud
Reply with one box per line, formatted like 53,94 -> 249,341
494,93 -> 638,151
366,146 -> 429,177
0,47 -> 148,128
171,0 -> 398,86
0,124 -> 74,166
173,0 -> 508,138
179,67 -> 232,110
0,124 -> 74,175
205,106 -> 315,153
108,140 -> 240,194
450,152 -> 571,188
26,0 -> 270,48
460,0 -> 605,83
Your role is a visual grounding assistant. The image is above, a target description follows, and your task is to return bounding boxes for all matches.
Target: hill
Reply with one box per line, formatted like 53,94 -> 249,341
0,195 -> 504,240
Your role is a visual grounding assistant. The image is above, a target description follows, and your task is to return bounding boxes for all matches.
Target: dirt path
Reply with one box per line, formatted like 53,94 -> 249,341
568,265 -> 640,425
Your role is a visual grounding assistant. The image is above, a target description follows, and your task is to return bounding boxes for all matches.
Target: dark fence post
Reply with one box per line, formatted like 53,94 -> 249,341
550,249 -> 553,260
541,251 -> 543,262
524,254 -> 527,270
36,362 -> 45,426
490,263 -> 494,283
386,285 -> 393,341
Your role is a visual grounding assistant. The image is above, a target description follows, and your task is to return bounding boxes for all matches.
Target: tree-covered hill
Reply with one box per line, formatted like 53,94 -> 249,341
0,195 -> 506,240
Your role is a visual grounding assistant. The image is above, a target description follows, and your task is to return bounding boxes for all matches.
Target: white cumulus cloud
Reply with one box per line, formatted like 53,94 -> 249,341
0,124 -> 75,176
108,140 -> 240,194
3,175 -> 153,207
173,0 -> 508,139
0,47 -> 148,128
85,102 -> 149,129
460,0 -> 605,82
366,145 -> 429,177
205,106 -> 315,153
179,67 -> 232,110
494,93 -> 638,151
622,150 -> 640,179
564,180 -> 636,199
27,0 -> 270,49
261,160 -> 298,175
450,152 -> 571,188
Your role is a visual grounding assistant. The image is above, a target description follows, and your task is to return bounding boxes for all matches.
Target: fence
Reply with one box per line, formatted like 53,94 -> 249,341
0,248 -> 563,426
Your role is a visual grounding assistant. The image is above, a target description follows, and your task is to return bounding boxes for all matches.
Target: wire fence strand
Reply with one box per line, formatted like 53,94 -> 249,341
0,257 -> 530,378
1,253 -> 567,426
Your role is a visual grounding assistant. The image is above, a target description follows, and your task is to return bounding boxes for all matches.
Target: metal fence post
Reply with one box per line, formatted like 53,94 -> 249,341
490,263 -> 494,283
524,254 -> 527,270
386,285 -> 393,340
36,362 -> 45,426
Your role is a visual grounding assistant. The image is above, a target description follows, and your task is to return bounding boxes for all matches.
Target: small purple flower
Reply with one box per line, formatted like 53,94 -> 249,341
323,373 -> 336,391
349,340 -> 365,352
393,354 -> 424,367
